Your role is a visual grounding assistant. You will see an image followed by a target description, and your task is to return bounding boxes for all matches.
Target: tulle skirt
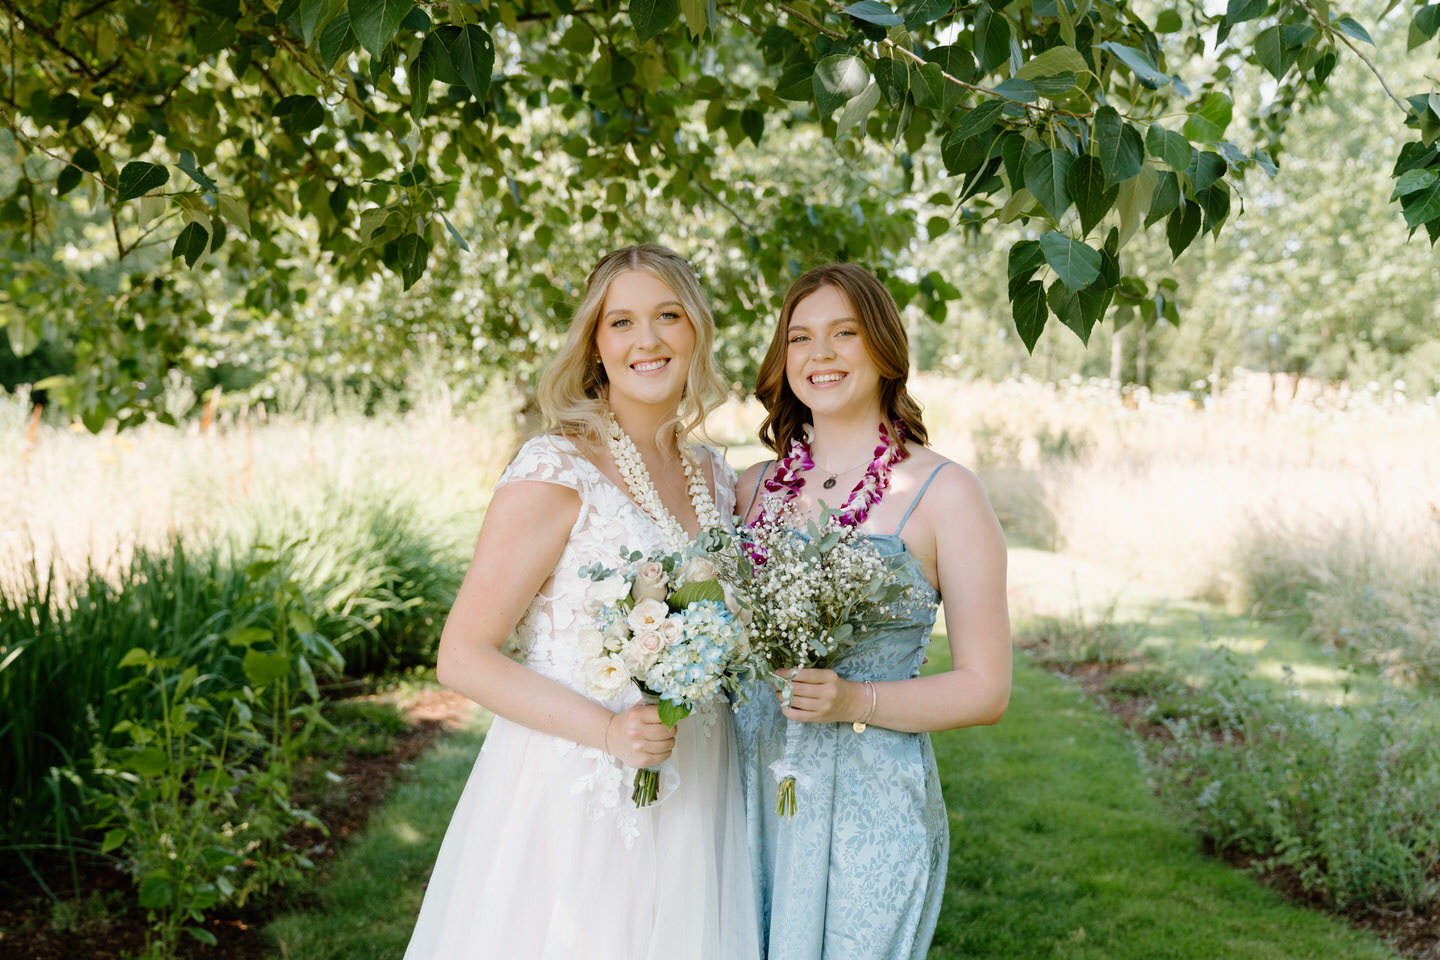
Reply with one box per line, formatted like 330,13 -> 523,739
403,705 -> 759,960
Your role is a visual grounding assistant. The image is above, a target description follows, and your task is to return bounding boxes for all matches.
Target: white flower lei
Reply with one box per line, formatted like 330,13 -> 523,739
605,413 -> 721,553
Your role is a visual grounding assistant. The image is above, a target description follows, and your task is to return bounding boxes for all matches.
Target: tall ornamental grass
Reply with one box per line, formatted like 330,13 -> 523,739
0,484 -> 469,852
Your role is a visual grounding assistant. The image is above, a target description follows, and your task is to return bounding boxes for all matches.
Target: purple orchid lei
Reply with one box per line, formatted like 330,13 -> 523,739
747,420 -> 909,563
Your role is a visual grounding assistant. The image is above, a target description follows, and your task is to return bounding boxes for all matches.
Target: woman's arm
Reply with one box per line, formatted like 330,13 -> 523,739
436,479 -> 675,769
780,465 -> 1012,733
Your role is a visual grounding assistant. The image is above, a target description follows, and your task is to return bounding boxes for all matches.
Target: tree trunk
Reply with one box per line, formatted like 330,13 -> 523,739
1136,322 -> 1149,388
1110,328 -> 1123,384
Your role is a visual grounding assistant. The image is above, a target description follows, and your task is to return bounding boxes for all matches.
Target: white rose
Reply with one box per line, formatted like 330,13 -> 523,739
627,597 -> 670,633
680,553 -> 719,584
621,630 -> 666,674
602,615 -> 629,651
583,653 -> 631,701
575,626 -> 606,661
657,616 -> 684,647
631,561 -> 670,603
584,575 -> 631,616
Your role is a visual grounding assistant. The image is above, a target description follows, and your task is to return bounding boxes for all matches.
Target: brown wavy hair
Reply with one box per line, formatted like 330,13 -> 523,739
755,264 -> 928,454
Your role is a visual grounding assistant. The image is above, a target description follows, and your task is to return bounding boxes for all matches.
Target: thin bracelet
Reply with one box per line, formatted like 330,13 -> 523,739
851,680 -> 877,733
603,713 -> 617,756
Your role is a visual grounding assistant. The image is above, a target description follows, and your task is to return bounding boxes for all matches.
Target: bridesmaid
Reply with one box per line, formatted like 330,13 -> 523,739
734,264 -> 1012,960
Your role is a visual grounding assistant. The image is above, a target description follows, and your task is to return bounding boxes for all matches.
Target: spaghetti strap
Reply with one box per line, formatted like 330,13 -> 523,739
742,461 -> 774,524
893,462 -> 951,537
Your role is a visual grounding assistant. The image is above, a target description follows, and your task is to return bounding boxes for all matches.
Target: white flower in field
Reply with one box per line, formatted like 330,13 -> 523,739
680,553 -> 718,584
583,653 -> 630,701
585,575 -> 631,616
657,615 -> 684,646
627,597 -> 670,633
621,630 -> 666,674
631,561 -> 669,603
576,626 -> 606,661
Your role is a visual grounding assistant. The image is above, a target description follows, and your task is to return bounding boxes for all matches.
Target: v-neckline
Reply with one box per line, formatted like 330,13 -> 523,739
577,446 -> 712,543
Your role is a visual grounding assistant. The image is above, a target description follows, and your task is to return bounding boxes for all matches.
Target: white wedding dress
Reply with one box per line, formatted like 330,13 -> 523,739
404,434 -> 759,960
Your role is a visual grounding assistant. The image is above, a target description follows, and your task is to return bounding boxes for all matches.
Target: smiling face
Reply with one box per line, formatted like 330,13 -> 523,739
594,269 -> 697,415
784,284 -> 883,421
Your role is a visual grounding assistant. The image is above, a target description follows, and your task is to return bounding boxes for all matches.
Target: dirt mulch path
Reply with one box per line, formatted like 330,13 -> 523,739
0,686 -> 474,960
1040,654 -> 1440,960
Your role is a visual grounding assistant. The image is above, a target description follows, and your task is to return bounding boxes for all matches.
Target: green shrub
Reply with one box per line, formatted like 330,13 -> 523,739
1018,608 -> 1144,667
1154,652 -> 1440,911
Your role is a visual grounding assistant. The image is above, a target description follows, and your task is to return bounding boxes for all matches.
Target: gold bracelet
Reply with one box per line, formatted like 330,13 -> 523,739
852,680 -> 877,733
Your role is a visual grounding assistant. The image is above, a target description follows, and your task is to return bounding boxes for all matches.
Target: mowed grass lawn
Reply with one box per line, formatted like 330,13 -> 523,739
267,643 -> 1399,960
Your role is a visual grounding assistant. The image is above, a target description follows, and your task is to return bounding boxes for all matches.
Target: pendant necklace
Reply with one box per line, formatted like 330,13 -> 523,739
816,457 -> 872,490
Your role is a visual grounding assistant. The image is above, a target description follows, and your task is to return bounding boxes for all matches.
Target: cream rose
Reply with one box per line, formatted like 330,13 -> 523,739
631,561 -> 670,603
621,630 -> 666,674
680,553 -> 719,584
582,653 -> 631,701
627,597 -> 670,633
657,615 -> 684,647
584,575 -> 631,616
602,615 -> 629,652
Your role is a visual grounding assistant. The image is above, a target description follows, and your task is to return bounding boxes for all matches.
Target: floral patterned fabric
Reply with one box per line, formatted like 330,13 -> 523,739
404,434 -> 758,960
734,533 -> 947,960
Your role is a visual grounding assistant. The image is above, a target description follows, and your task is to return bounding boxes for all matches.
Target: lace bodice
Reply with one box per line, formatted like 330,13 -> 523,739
492,433 -> 739,844
497,433 -> 738,689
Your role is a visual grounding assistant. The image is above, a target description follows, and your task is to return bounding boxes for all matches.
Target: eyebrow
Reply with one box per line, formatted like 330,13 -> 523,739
604,300 -> 686,320
788,316 -> 859,332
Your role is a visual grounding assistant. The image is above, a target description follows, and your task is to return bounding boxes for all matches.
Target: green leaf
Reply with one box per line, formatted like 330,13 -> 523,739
101,828 -> 127,854
124,747 -> 169,778
1146,170 -> 1181,227
1011,279 -> 1048,353
1015,45 -> 1089,80
138,875 -> 175,909
813,55 -> 869,116
835,84 -> 880,139
300,0 -> 347,46
1186,150 -> 1226,192
1095,106 -> 1143,186
1099,42 -> 1171,88
1024,147 -> 1073,221
873,57 -> 910,106
187,928 -> 218,947
117,647 -> 154,669
318,14 -> 356,71
217,195 -> 250,234
1039,231 -> 1102,291
1166,200 -> 1203,258
923,45 -> 977,113
679,0 -> 708,37
900,0 -> 950,29
173,220 -> 209,268
1224,0 -> 1266,24
909,62 -> 946,110
776,62 -> 815,101
1401,177 -> 1440,230
243,649 -> 292,686
949,99 -> 1006,143
440,211 -> 471,251
398,232 -> 430,289
657,698 -> 693,727
348,0 -> 411,58
1392,167 -> 1438,200
1007,238 -> 1046,282
176,150 -> 219,192
1155,8 -> 1183,32
973,3 -> 1012,74
410,41 -> 436,120
1066,154 -> 1117,236
1414,4 -> 1440,42
1183,92 -> 1232,141
992,78 -> 1037,102
1333,14 -> 1372,44
1196,181 -> 1230,234
194,17 -> 237,57
844,1 -> 903,25
116,161 -> 169,202
670,578 -> 726,608
1145,123 -> 1193,173
630,0 -> 679,43
399,6 -> 429,30
445,25 -> 495,101
1254,25 -> 1298,81
7,313 -> 38,357
1029,73 -> 1078,97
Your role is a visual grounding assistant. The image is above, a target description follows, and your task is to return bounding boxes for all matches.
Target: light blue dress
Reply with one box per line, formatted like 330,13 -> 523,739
734,466 -> 949,960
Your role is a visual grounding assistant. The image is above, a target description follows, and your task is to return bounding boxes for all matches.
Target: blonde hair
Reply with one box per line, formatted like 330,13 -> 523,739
536,244 -> 724,453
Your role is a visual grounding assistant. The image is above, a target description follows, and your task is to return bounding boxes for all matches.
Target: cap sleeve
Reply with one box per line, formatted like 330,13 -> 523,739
496,435 -> 591,494
694,444 -> 739,530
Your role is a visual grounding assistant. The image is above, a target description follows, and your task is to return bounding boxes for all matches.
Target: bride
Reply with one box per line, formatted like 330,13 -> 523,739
404,244 -> 758,960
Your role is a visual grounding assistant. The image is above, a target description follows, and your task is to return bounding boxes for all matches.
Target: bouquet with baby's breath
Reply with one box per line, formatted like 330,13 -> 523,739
734,501 -> 915,816
579,528 -> 756,805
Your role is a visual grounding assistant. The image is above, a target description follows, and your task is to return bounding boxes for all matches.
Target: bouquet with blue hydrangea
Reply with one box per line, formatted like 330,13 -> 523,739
580,528 -> 755,805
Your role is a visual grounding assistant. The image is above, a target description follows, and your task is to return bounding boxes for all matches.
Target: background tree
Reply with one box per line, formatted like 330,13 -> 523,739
2,0 -> 1439,422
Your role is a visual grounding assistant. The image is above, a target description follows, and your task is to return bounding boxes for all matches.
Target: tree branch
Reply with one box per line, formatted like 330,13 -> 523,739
1290,0 -> 1413,117
0,102 -> 114,193
695,179 -> 759,234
